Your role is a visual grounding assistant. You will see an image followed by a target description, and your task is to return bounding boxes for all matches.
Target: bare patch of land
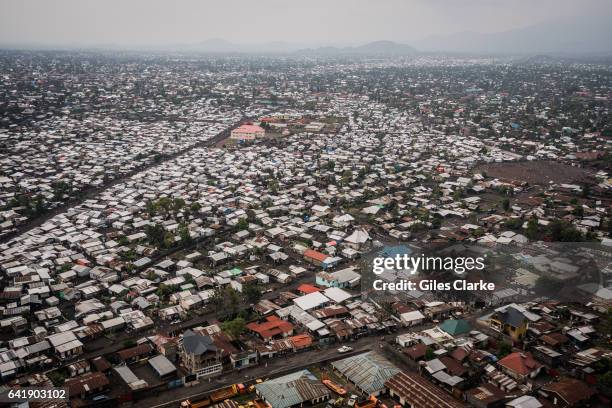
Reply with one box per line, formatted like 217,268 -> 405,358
478,160 -> 595,185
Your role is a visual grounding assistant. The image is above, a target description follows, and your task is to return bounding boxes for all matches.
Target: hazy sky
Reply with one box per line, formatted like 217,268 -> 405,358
1,0 -> 610,47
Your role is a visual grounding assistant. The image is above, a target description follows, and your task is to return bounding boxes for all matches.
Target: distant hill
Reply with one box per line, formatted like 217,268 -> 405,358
354,40 -> 417,54
169,39 -> 302,54
416,15 -> 612,54
297,40 -> 417,56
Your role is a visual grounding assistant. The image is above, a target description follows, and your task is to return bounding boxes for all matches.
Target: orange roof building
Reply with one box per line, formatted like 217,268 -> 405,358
247,316 -> 294,340
297,284 -> 321,294
230,124 -> 265,141
304,249 -> 328,265
498,352 -> 543,380
290,334 -> 313,350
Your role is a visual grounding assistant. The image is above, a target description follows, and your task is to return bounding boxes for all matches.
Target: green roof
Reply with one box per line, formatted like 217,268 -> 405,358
229,268 -> 242,276
439,319 -> 471,336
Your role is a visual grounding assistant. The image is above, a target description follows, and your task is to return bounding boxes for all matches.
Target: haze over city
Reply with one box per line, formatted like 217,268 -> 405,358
1,0 -> 612,53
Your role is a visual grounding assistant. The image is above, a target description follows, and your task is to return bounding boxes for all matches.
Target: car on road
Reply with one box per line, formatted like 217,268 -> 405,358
347,395 -> 358,407
337,346 -> 353,353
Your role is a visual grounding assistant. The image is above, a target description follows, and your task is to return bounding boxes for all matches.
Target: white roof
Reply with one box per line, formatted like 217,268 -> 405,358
55,339 -> 83,353
400,310 -> 426,322
506,396 -> 543,408
101,316 -> 125,329
47,331 -> 78,347
328,267 -> 361,283
293,292 -> 329,311
115,365 -> 140,384
323,287 -> 352,303
333,214 -> 355,223
345,229 -> 370,244
149,354 -> 176,377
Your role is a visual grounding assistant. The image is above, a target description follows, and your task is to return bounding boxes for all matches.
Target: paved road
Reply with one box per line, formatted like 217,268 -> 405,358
134,316 -> 467,408
139,335 -> 389,408
79,305 -> 487,407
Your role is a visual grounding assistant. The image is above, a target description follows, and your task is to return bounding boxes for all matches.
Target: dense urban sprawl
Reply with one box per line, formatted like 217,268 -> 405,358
0,51 -> 611,407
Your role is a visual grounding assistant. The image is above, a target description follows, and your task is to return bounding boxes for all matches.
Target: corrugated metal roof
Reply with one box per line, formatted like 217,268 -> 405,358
332,351 -> 400,394
255,369 -> 329,408
149,354 -> 176,377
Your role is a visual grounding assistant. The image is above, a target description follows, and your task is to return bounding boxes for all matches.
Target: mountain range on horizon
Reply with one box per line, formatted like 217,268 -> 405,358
2,14 -> 611,55
414,14 -> 612,54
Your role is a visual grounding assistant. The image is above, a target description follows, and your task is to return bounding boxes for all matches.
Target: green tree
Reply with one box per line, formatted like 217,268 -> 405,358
534,276 -> 564,295
221,317 -> 246,338
190,202 -> 202,213
341,170 -> 353,186
157,196 -> 173,215
242,283 -> 263,304
33,195 -> 46,215
47,371 -> 66,386
211,286 -> 241,320
573,206 -> 584,217
497,341 -> 512,358
431,216 -> 442,229
156,284 -> 173,299
123,339 -> 137,348
173,197 -> 186,212
237,217 -> 249,230
146,270 -> 158,281
267,179 -> 279,193
145,223 -> 167,248
526,217 -> 538,239
548,219 -> 583,242
505,218 -> 523,230
472,227 -> 484,238
163,231 -> 175,248
178,222 -> 193,246
146,200 -> 158,216
501,198 -> 510,212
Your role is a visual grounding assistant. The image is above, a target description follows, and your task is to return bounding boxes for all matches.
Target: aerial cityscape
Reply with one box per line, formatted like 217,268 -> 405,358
0,1 -> 611,408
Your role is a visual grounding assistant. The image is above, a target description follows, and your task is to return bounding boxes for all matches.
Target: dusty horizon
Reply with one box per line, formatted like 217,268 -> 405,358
0,0 -> 611,52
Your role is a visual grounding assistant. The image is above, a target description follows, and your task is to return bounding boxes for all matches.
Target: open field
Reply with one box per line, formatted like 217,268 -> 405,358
478,160 -> 595,185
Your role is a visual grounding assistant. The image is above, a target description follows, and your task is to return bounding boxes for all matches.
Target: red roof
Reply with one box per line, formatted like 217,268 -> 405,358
450,347 -> 469,362
290,334 -> 313,349
234,124 -> 264,133
498,352 -> 542,376
304,249 -> 328,262
247,316 -> 294,339
297,284 -> 321,294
